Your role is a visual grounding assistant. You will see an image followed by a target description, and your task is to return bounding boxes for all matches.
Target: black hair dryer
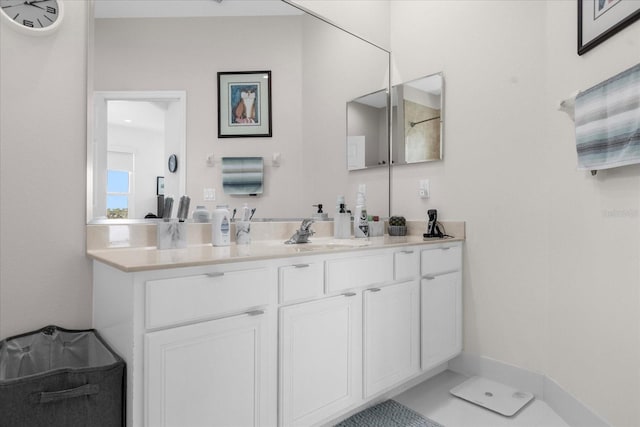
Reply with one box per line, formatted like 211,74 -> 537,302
424,209 -> 443,238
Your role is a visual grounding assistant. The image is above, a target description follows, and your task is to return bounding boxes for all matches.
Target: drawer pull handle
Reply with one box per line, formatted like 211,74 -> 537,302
441,247 -> 451,251
343,292 -> 356,297
206,272 -> 225,278
293,264 -> 310,269
424,275 -> 436,280
369,288 -> 381,292
246,310 -> 265,316
401,250 -> 414,254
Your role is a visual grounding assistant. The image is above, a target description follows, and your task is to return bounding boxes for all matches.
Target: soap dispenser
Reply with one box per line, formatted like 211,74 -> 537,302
312,204 -> 328,220
334,201 -> 351,239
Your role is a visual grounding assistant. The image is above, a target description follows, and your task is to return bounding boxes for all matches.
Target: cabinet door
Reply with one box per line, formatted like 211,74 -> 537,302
280,293 -> 362,427
363,281 -> 420,398
421,271 -> 462,371
145,311 -> 273,427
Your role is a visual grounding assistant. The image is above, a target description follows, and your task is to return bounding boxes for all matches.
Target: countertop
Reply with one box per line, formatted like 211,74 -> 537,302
87,235 -> 464,273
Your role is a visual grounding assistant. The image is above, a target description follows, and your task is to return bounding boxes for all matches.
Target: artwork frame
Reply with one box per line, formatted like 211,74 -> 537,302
156,176 -> 164,196
217,71 -> 272,138
578,0 -> 640,55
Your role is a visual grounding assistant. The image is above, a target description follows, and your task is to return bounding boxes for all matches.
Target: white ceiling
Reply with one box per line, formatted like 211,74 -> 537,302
108,100 -> 168,133
94,0 -> 302,19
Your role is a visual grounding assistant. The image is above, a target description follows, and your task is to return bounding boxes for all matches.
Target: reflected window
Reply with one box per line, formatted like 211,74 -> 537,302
106,169 -> 130,219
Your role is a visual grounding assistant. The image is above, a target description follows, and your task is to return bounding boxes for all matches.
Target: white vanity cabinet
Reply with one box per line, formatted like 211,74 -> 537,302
420,244 -> 463,371
91,239 -> 463,427
146,310 -> 271,427
363,280 -> 420,398
92,260 -> 278,427
279,292 -> 362,427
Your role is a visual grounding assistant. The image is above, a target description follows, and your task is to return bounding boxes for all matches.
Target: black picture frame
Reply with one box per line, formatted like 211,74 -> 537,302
156,176 -> 165,196
217,71 -> 272,138
578,0 -> 640,55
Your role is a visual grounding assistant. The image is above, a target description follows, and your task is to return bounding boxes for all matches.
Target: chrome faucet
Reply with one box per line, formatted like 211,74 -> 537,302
285,219 -> 315,244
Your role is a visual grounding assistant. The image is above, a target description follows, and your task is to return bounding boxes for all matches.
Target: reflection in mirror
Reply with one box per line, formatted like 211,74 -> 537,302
91,91 -> 186,221
88,0 -> 390,223
392,73 -> 443,165
346,90 -> 388,171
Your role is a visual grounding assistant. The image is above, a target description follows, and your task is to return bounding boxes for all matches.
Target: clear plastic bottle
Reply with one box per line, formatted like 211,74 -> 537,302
334,202 -> 351,239
192,205 -> 210,223
353,192 -> 369,238
212,205 -> 230,246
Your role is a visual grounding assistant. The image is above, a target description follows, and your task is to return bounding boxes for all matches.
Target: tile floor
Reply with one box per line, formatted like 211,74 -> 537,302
394,370 -> 570,427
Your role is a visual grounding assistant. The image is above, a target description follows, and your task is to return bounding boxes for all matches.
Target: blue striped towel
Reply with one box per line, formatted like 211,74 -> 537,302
575,63 -> 640,171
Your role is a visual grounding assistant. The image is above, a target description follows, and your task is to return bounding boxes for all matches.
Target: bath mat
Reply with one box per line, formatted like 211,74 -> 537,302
334,400 -> 444,427
450,376 -> 534,417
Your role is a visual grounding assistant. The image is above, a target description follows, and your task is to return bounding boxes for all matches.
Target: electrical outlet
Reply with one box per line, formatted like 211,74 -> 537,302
203,188 -> 216,201
419,179 -> 430,199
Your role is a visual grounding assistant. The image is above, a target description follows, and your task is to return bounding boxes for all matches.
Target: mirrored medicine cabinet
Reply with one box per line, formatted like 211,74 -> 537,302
346,72 -> 444,172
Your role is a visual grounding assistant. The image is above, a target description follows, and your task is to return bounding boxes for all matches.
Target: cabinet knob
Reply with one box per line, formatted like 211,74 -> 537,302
369,288 -> 381,292
342,292 -> 356,297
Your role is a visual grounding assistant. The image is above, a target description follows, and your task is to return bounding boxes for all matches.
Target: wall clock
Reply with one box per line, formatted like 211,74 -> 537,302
168,154 -> 178,173
0,0 -> 64,36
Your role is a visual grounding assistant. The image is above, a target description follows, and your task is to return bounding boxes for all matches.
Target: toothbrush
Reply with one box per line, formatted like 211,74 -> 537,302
242,204 -> 251,221
249,208 -> 256,220
231,208 -> 237,221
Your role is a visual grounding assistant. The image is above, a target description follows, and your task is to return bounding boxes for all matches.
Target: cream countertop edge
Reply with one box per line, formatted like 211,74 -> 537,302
87,222 -> 465,272
87,234 -> 464,273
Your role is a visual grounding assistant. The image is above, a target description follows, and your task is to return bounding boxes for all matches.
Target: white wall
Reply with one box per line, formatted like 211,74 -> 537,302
387,1 -> 639,425
544,2 -> 640,426
0,2 -> 92,338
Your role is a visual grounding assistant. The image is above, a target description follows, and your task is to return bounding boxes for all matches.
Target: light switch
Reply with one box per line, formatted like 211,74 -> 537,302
203,188 -> 216,201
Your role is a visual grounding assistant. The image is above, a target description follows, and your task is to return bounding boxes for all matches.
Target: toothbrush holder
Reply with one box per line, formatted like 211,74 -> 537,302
235,220 -> 251,245
157,220 -> 188,249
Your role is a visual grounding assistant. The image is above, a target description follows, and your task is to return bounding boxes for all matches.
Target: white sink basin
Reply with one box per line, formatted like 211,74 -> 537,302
306,239 -> 372,249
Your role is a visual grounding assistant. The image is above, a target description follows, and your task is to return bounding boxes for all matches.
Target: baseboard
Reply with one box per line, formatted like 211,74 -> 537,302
448,352 -> 610,427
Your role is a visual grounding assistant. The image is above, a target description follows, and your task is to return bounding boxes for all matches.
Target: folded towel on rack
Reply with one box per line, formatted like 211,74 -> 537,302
575,63 -> 640,171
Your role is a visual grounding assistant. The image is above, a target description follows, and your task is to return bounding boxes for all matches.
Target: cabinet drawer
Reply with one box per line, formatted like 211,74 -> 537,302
421,244 -> 462,277
279,262 -> 324,304
394,248 -> 420,281
326,252 -> 393,293
146,268 -> 271,329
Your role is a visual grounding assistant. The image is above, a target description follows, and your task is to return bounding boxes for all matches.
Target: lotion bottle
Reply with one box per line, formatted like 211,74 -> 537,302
212,204 -> 231,246
353,191 -> 369,238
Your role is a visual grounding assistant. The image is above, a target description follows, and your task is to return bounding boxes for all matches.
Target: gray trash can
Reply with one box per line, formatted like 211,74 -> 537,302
0,325 -> 125,427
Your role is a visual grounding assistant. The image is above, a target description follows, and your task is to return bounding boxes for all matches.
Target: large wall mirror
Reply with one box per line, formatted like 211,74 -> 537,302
87,0 -> 390,223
